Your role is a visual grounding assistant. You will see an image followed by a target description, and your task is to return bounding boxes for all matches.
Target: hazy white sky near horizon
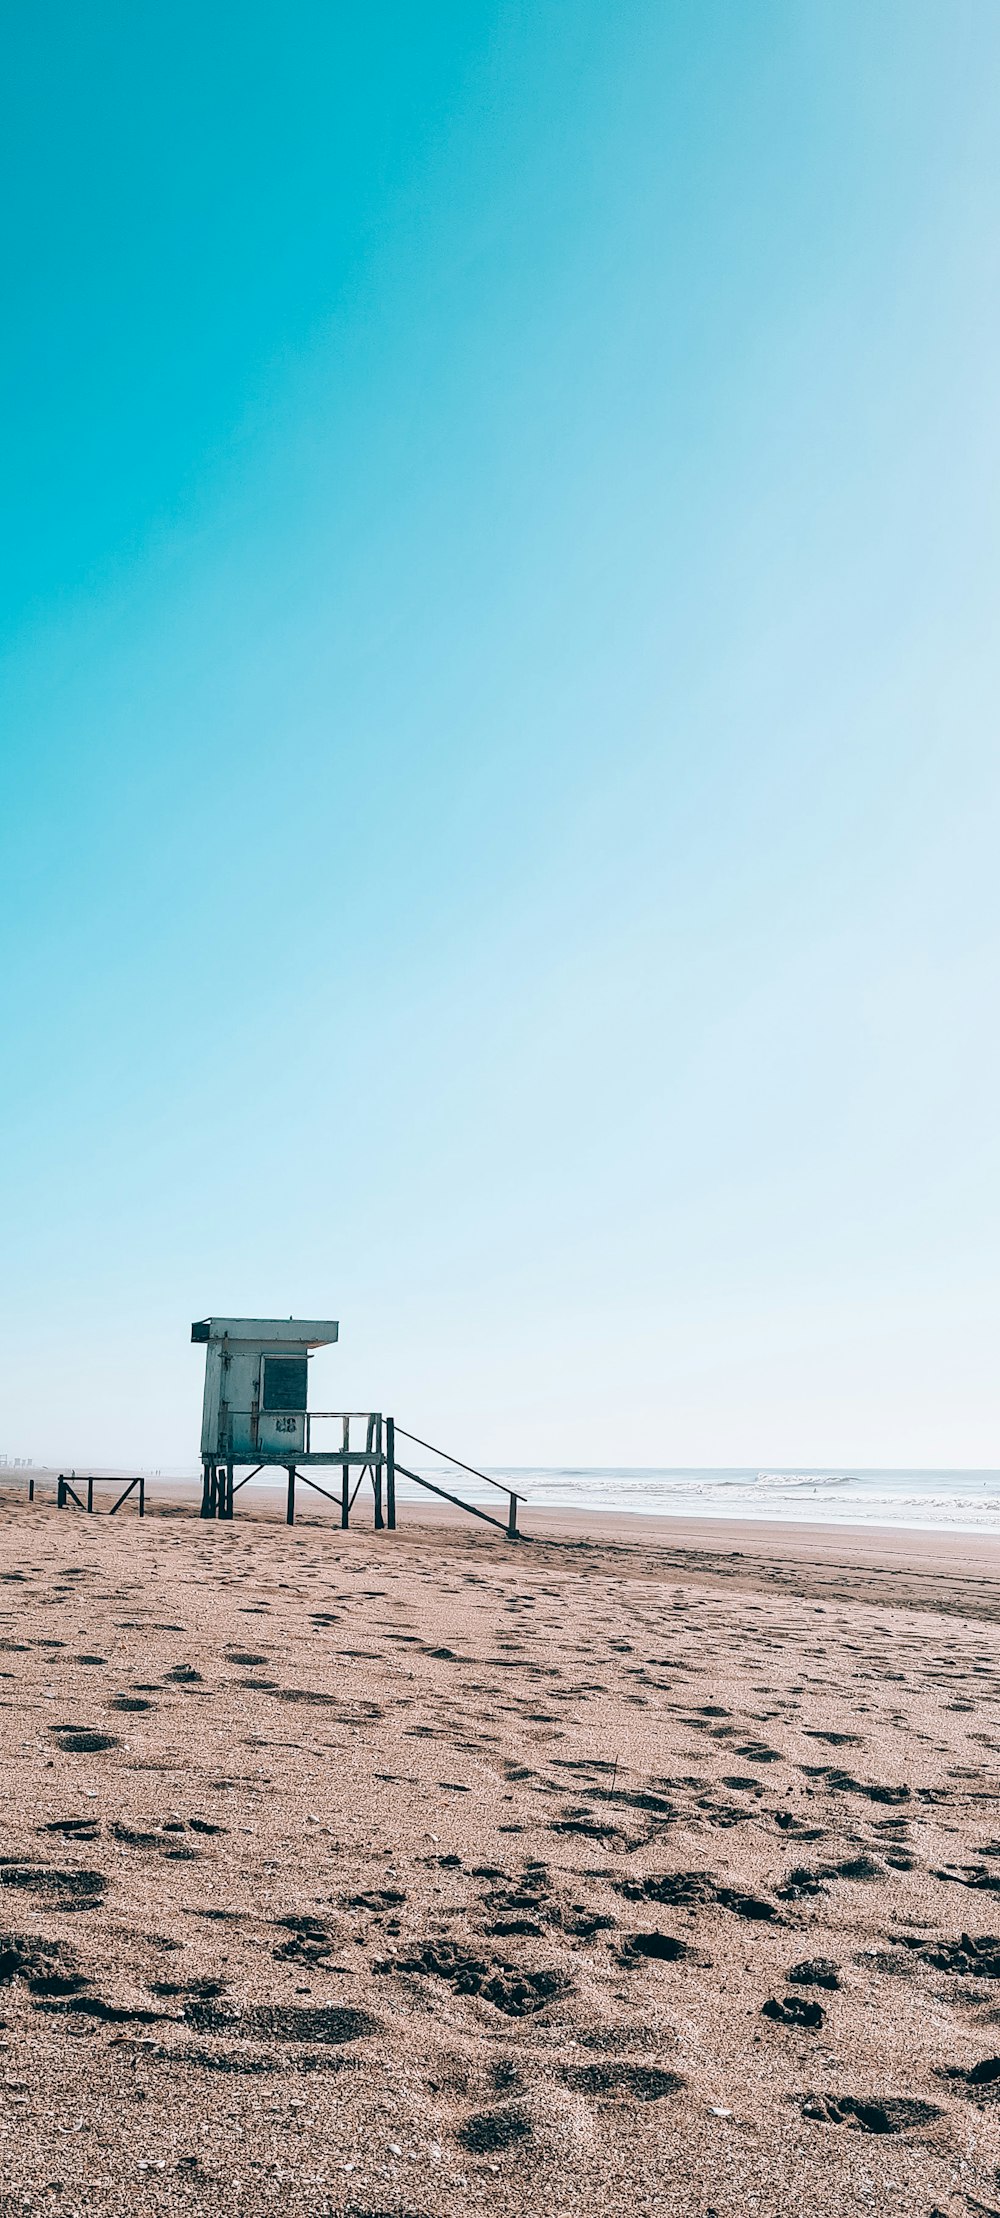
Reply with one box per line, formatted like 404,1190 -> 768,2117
1,1 -> 999,1471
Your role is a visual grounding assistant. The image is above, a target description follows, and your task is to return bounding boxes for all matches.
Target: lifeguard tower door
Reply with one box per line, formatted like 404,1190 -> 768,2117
257,1353 -> 307,1457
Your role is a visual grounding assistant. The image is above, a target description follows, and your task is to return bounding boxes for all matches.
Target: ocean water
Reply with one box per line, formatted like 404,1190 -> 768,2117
397,1464 -> 1000,1535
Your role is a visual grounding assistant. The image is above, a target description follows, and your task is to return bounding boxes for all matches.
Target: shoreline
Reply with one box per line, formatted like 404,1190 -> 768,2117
10,1472 -> 1000,1556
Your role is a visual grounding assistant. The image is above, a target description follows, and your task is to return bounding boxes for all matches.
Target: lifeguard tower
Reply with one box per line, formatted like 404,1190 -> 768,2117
191,1315 -> 524,1536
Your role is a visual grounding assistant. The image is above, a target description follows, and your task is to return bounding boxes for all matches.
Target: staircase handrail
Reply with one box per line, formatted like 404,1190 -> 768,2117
393,1427 -> 527,1503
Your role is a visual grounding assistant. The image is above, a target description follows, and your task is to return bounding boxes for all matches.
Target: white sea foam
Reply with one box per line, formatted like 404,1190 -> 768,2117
754,1471 -> 853,1489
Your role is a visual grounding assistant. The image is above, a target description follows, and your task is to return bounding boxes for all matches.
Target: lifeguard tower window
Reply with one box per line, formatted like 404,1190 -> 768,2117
262,1356 -> 308,1413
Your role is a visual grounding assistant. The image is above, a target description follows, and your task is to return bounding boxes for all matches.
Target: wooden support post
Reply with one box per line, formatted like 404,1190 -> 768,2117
138,1475 -> 145,1518
507,1491 -> 519,1540
286,1466 -> 296,1526
373,1414 -> 384,1530
87,1477 -> 94,1514
386,1417 -> 396,1530
57,1477 -> 65,1510
341,1415 -> 350,1529
28,1479 -> 34,1502
223,1460 -> 234,1520
200,1462 -> 214,1518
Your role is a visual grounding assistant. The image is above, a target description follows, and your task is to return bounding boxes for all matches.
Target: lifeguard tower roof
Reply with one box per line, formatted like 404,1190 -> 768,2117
191,1318 -> 338,1347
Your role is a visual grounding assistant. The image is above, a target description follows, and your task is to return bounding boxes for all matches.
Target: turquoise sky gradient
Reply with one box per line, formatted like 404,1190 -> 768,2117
2,2 -> 999,1469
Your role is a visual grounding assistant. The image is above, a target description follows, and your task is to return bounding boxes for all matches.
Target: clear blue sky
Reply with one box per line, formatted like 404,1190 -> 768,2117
2,1 -> 998,1471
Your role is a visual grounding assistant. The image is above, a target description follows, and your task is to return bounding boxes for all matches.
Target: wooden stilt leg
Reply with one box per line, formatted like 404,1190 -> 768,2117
386,1417 -> 396,1530
286,1466 -> 296,1525
373,1414 -> 384,1530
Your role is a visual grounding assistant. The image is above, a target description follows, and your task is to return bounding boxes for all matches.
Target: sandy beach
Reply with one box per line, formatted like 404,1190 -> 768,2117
1,1486 -> 999,2217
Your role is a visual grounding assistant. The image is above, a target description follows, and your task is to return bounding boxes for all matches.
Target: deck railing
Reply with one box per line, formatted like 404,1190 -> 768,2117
202,1411 -> 525,1538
